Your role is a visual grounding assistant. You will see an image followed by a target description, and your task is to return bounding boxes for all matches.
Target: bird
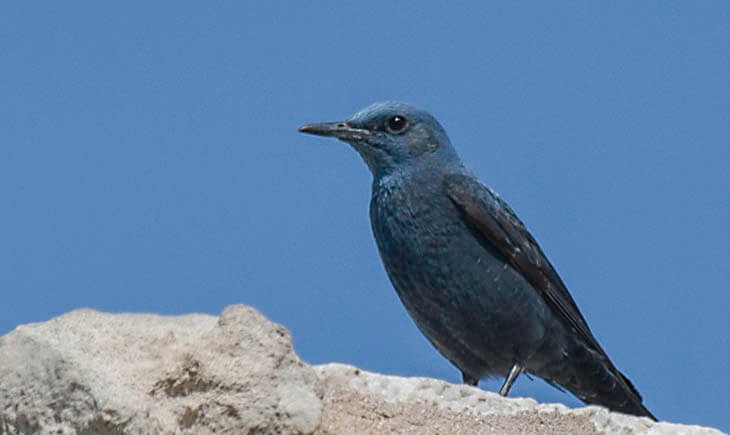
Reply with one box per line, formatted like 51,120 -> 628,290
298,102 -> 655,420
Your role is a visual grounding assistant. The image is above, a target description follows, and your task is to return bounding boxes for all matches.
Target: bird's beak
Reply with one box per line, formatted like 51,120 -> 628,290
298,121 -> 370,141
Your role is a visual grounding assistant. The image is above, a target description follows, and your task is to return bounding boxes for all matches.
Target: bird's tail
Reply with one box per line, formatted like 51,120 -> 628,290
536,339 -> 656,420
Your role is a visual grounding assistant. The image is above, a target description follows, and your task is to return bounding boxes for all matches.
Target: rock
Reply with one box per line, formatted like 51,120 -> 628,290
0,305 -> 722,434
0,306 -> 322,434
314,364 -> 722,435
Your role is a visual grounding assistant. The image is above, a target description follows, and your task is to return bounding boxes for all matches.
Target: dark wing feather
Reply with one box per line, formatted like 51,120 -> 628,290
444,173 -> 653,417
444,173 -> 613,368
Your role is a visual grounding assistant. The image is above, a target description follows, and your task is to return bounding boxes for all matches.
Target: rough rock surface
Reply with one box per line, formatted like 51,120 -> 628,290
314,364 -> 722,435
0,306 -> 321,434
0,305 -> 722,434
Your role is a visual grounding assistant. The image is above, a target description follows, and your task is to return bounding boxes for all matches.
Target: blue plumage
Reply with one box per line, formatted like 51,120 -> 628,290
299,102 -> 655,419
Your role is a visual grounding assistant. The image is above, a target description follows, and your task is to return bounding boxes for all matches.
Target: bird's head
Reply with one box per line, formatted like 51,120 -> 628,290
299,102 -> 460,178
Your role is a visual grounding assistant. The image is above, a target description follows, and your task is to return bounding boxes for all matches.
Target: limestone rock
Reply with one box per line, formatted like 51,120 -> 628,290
314,363 -> 722,435
0,305 -> 322,434
0,305 -> 722,434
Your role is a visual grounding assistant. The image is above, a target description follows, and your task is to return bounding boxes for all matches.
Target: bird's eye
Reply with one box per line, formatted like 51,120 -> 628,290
387,115 -> 407,133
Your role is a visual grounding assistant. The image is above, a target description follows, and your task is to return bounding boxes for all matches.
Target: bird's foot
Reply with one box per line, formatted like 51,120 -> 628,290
499,364 -> 524,396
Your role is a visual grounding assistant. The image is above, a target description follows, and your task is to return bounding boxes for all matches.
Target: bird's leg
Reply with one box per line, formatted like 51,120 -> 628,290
499,364 -> 523,396
462,372 -> 479,386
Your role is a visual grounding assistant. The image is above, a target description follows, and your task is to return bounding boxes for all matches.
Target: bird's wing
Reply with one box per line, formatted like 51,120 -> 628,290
445,173 -> 651,417
443,173 -> 603,355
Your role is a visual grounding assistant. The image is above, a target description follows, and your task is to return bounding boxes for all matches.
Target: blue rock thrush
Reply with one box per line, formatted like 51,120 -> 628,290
298,102 -> 655,420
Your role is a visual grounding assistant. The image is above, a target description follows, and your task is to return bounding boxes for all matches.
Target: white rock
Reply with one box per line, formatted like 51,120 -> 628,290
314,363 -> 723,434
0,305 -> 322,434
0,305 -> 722,435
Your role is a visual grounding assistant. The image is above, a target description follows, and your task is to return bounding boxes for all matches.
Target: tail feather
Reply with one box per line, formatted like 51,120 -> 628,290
534,339 -> 656,420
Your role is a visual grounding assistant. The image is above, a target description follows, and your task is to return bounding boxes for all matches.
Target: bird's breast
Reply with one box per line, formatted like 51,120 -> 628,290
369,175 -> 489,304
370,176 -> 458,266
368,174 -> 550,375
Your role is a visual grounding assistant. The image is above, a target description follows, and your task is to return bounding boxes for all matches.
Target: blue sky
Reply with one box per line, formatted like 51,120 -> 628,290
2,2 -> 728,430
